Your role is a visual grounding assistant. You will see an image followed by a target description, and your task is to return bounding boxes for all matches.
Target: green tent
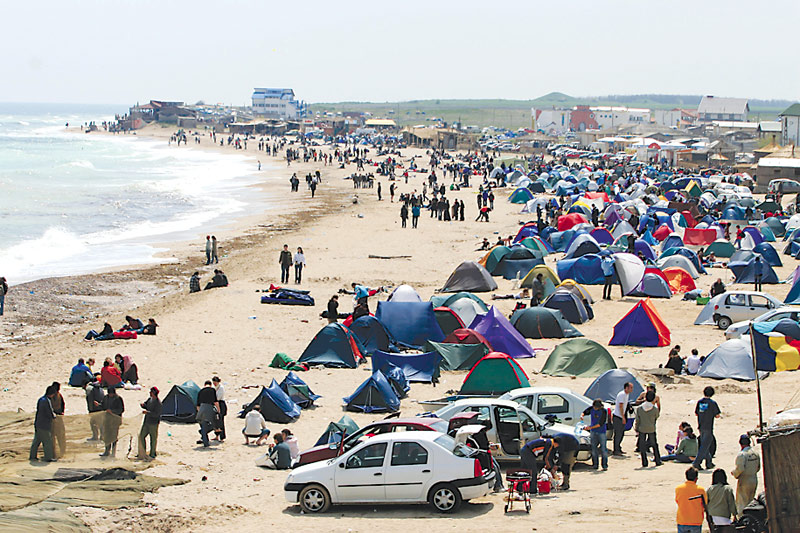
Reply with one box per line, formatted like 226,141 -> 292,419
315,415 -> 359,446
482,246 -> 512,274
541,339 -> 616,378
430,292 -> 489,312
705,240 -> 736,258
433,308 -> 466,336
519,237 -> 551,256
270,352 -> 306,372
427,341 -> 489,371
459,352 -> 530,395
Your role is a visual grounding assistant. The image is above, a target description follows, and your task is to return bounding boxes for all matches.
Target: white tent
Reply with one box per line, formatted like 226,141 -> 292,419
613,253 -> 646,295
387,284 -> 423,303
697,339 -> 755,381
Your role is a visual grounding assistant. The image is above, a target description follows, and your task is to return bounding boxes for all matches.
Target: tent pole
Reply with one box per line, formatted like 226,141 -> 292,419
748,321 -> 765,430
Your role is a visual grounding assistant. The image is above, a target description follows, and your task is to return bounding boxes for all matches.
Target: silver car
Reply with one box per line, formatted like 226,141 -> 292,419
724,307 -> 800,339
694,291 -> 784,330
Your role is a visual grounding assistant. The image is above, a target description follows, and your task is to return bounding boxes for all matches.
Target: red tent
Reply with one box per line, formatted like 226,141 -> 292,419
609,298 -> 671,347
558,213 -> 589,231
584,192 -> 610,202
681,210 -> 697,228
653,224 -> 672,241
644,266 -> 669,283
683,228 -> 717,245
663,267 -> 696,293
442,328 -> 493,352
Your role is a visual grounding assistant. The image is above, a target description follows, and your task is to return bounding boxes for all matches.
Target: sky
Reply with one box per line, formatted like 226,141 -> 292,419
1,0 -> 798,107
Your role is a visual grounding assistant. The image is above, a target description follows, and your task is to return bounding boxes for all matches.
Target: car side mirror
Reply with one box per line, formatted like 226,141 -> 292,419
338,461 -> 345,468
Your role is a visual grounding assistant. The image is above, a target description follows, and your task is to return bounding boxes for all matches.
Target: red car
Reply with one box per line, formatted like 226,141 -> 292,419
294,417 -> 449,467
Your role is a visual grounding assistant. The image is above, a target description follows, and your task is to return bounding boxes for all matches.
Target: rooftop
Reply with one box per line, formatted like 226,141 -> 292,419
781,103 -> 800,117
758,157 -> 800,168
698,96 -> 749,116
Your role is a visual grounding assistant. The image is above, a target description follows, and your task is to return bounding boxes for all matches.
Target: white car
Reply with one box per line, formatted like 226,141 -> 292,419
724,307 -> 800,339
284,432 -> 491,514
694,291 -> 784,329
433,398 -> 591,462
499,386 -> 593,426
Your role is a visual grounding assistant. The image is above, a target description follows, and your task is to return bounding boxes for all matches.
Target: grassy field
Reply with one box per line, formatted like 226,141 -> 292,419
309,93 -> 792,130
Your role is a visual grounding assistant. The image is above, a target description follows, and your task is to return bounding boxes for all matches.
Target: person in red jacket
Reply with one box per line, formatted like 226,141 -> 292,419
100,358 -> 123,389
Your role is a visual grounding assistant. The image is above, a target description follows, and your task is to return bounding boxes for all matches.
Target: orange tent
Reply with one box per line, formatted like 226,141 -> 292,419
609,297 -> 671,347
663,267 -> 696,293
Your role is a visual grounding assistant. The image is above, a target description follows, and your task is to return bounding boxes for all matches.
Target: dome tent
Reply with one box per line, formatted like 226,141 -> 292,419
609,298 -> 671,347
542,289 -> 591,324
510,306 -> 584,339
584,369 -> 645,404
541,339 -> 616,378
697,339 -> 755,381
469,306 -> 536,358
441,261 -> 498,293
459,352 -> 530,395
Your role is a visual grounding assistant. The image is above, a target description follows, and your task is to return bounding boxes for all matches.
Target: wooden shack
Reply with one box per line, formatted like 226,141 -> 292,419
759,424 -> 800,532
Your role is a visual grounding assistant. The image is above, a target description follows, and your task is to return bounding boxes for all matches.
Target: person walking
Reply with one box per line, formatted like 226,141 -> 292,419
377,181 -> 382,201
100,386 -> 124,457
137,387 -> 162,460
411,204 -> 420,229
50,382 -> 67,459
279,245 -> 292,284
753,256 -> 763,292
84,377 -> 105,441
30,385 -> 57,462
195,380 -> 218,448
601,255 -> 615,300
707,469 -> 738,528
612,382 -> 633,456
389,183 -> 396,202
211,236 -> 219,264
634,390 -> 662,467
293,247 -> 306,284
400,204 -> 408,228
693,386 -> 721,471
212,376 -> 227,442
0,276 -> 7,316
675,467 -> 706,533
582,399 -> 609,470
205,236 -> 212,265
731,434 -> 760,514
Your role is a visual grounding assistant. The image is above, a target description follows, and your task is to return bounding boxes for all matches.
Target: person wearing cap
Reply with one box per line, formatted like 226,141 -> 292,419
137,387 -> 162,460
731,434 -> 760,514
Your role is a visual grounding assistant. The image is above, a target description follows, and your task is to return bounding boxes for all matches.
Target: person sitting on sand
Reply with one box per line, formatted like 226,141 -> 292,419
282,428 -> 300,461
189,272 -> 201,293
120,316 -> 144,332
85,322 -> 113,341
100,358 -> 123,389
243,405 -> 270,445
142,318 -> 158,335
69,358 -> 93,387
264,433 -> 292,469
204,269 -> 229,290
117,354 -> 138,384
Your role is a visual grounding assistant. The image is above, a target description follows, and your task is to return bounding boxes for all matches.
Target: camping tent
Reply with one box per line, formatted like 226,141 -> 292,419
706,239 -> 736,258
632,272 -> 673,298
372,350 -> 442,383
785,267 -> 800,304
584,369 -> 645,404
520,265 -> 561,296
343,371 -> 401,413
541,339 -> 617,377
656,255 -> 700,279
469,306 -> 536,358
433,307 -> 465,336
315,415 -> 359,446
492,247 -> 544,279
429,292 -> 488,327
381,363 -> 411,398
558,213 -> 588,231
442,328 -> 493,351
542,290 -> 591,324
510,307 -> 583,339
697,340 -> 755,381
509,187 -> 535,204
298,323 -> 365,368
555,279 -> 595,304
427,341 -> 489,371
241,380 -> 301,423
459,352 -> 530,395
387,284 -> 423,302
609,298 -> 671,347
729,256 -> 779,284
563,234 -> 602,259
556,254 -> 606,285
349,315 -> 394,356
613,253 -> 646,295
375,301 -> 446,348
441,261 -> 498,292
663,267 -> 697,293
279,372 -> 321,408
161,380 -> 201,423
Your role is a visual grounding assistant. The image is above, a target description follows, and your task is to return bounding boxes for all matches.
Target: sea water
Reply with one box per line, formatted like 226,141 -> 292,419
0,103 -> 265,284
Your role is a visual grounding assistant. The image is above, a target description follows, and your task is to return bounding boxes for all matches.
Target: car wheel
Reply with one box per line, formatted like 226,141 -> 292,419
428,483 -> 462,513
299,484 -> 331,513
717,316 -> 732,330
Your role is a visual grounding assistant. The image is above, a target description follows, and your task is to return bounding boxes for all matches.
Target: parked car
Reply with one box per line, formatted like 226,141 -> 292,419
284,432 -> 493,514
769,179 -> 800,195
294,417 -> 448,467
694,291 -> 784,330
499,386 -> 593,426
433,398 -> 590,461
724,307 -> 800,339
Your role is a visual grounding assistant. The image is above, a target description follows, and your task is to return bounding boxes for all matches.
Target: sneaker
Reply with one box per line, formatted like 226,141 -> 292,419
602,466 -> 608,471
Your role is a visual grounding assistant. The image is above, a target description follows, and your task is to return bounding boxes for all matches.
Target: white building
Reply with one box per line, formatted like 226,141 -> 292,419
251,88 -> 303,119
533,108 -> 571,135
781,103 -> 800,145
590,106 -> 651,130
697,96 -> 749,122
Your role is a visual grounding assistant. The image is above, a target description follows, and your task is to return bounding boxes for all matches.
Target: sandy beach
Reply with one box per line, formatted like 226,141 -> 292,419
0,127 -> 794,533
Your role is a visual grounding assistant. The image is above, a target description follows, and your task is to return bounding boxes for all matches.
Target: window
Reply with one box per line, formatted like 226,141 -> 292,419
391,442 -> 429,466
726,293 -> 747,306
495,406 -> 520,423
511,395 -> 532,410
346,442 -> 387,469
537,394 -> 570,415
519,412 -> 539,433
749,295 -> 771,308
465,406 -> 491,421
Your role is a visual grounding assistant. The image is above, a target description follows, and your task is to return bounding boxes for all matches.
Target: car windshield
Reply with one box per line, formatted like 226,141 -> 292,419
429,420 -> 449,433
434,434 -> 474,458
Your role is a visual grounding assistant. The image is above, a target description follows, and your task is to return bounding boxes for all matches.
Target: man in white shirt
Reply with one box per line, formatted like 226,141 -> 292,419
243,405 -> 270,445
212,377 -> 227,442
686,349 -> 702,375
612,382 -> 633,456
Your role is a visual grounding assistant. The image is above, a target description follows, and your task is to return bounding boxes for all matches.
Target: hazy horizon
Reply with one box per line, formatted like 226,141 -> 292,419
2,0 -> 798,106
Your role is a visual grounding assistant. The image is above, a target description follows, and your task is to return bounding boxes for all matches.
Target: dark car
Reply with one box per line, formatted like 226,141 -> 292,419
294,417 -> 449,467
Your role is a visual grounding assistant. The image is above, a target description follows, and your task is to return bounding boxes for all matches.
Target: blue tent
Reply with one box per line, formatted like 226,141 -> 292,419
349,315 -> 395,356
641,229 -> 658,246
315,415 -> 359,446
549,230 -> 576,252
241,379 -> 301,423
375,301 -> 446,349
661,234 -> 684,251
753,242 -> 782,267
631,272 -> 672,299
343,371 -> 401,413
590,227 -> 614,245
659,247 -> 706,274
469,306 -> 536,358
730,256 -> 779,284
609,299 -> 670,347
492,247 -> 544,279
564,234 -> 601,259
381,363 -> 410,398
557,254 -> 607,285
298,323 -> 365,368
785,269 -> 800,304
279,371 -> 321,408
509,187 -> 535,204
584,369 -> 645,404
542,290 -> 591,324
161,380 -> 201,423
722,206 -> 746,220
372,350 -> 442,383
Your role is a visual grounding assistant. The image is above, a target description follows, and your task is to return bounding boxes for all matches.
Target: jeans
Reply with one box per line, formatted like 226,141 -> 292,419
294,264 -> 303,284
693,431 -> 715,469
590,431 -> 608,468
677,525 -> 701,533
206,250 -> 212,265
638,432 -> 661,466
199,421 -> 212,447
0,293 -> 4,315
280,265 -> 290,284
661,453 -> 693,463
412,216 -> 418,228
603,276 -> 613,299
612,415 -> 626,454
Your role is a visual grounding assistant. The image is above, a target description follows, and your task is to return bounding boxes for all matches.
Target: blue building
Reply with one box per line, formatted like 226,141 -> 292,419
251,88 -> 304,118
